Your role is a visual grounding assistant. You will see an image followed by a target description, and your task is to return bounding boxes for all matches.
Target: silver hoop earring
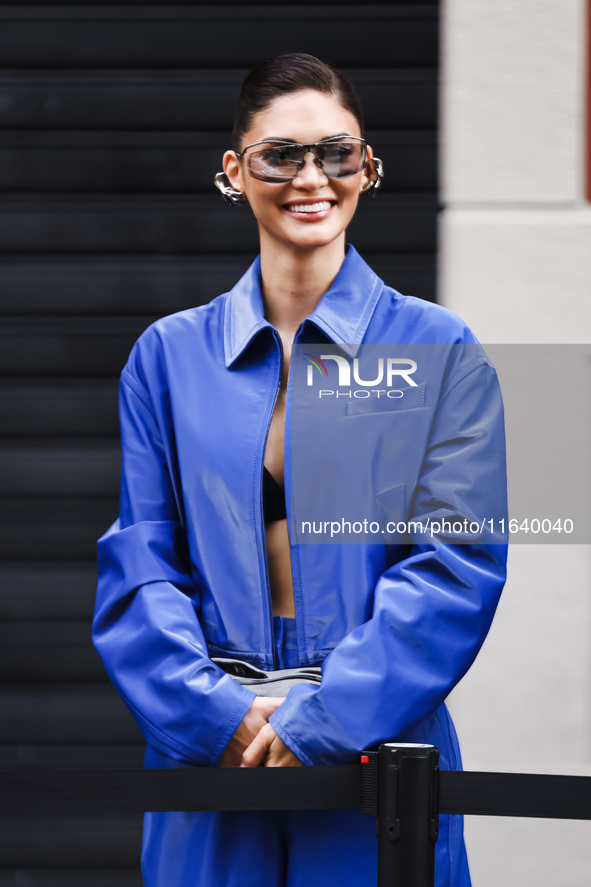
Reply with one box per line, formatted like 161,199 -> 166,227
361,157 -> 384,195
214,172 -> 246,206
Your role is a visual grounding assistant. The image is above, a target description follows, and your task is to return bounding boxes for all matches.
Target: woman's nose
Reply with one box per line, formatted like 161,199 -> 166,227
291,152 -> 329,188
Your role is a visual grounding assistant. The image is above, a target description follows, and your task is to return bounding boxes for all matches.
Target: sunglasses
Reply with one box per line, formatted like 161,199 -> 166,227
236,136 -> 368,183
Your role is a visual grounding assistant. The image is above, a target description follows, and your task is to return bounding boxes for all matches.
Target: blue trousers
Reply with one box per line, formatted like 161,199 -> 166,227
141,618 -> 471,887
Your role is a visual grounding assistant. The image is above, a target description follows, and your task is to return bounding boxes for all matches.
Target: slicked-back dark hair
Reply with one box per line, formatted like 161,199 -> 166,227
232,53 -> 364,151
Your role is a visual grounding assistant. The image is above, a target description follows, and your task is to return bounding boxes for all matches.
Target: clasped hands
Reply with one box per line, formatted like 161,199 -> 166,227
217,696 -> 304,768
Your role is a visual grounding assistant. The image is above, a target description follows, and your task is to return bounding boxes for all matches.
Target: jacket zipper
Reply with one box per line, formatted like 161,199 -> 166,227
261,329 -> 284,669
261,325 -> 301,669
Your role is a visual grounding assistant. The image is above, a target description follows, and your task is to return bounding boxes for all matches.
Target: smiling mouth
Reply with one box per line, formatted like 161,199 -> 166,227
282,200 -> 336,215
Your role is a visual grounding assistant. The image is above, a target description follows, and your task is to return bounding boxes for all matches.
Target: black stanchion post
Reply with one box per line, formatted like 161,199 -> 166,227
373,743 -> 439,887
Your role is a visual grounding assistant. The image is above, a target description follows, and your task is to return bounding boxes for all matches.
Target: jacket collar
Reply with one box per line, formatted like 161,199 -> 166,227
223,244 -> 384,367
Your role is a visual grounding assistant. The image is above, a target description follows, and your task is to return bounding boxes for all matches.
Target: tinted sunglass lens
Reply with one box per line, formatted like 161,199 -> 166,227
321,142 -> 366,178
249,145 -> 302,181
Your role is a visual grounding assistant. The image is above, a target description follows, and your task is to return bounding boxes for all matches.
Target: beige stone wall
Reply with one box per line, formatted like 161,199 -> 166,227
440,1 -> 591,883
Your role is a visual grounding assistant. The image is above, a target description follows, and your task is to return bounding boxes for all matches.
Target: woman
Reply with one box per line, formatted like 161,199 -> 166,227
93,53 -> 507,887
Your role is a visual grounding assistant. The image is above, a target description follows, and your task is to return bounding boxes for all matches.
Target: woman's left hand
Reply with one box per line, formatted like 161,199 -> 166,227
241,723 -> 304,767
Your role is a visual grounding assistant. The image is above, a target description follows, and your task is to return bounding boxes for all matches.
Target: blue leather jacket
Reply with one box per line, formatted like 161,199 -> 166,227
93,244 -> 507,770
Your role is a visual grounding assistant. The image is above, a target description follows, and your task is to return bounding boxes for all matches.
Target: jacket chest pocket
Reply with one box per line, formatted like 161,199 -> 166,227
345,382 -> 426,416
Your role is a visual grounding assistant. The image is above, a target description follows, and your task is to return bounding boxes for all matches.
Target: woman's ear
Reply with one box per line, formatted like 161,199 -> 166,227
360,145 -> 383,194
360,144 -> 374,193
214,150 -> 248,205
223,150 -> 245,194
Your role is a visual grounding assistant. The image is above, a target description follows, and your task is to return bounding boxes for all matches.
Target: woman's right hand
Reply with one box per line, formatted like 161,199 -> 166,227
217,696 -> 284,767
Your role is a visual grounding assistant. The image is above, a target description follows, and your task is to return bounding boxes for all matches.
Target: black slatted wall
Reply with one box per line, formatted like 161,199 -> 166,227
0,3 -> 439,882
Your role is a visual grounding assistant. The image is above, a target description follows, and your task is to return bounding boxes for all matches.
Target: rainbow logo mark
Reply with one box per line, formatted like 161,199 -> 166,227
303,353 -> 329,379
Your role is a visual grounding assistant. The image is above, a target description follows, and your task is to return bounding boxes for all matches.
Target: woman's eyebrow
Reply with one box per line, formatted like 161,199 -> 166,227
258,137 -> 297,144
259,132 -> 356,144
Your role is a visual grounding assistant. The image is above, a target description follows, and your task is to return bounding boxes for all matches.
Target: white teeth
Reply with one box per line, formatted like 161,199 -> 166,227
288,201 -> 332,213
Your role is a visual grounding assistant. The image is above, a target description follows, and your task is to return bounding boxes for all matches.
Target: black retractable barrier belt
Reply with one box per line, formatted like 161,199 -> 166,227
2,765 -> 591,821
0,766 -> 362,816
439,771 -> 591,820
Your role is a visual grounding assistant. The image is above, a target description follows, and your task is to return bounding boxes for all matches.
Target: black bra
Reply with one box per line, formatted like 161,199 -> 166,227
263,466 -> 287,522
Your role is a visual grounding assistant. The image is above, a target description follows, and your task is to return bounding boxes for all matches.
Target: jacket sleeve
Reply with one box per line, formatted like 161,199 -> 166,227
92,368 -> 255,766
269,360 -> 508,765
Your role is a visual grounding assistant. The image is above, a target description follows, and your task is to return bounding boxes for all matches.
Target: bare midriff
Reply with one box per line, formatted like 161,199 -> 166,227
263,349 -> 296,618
